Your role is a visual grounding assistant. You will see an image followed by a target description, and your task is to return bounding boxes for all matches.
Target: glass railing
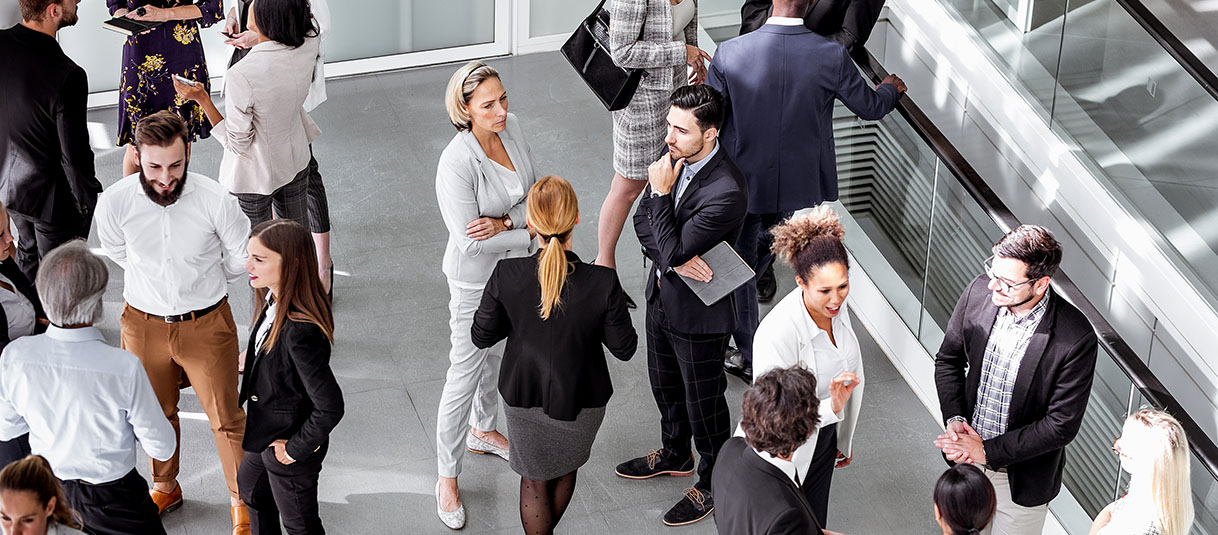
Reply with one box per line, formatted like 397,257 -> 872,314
931,0 -> 1218,316
834,50 -> 1218,533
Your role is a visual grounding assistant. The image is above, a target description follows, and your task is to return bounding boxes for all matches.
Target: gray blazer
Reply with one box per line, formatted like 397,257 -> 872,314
436,113 -> 537,285
609,0 -> 698,92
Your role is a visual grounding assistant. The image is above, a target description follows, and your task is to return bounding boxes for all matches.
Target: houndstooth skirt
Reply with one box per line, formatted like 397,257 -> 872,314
611,67 -> 687,180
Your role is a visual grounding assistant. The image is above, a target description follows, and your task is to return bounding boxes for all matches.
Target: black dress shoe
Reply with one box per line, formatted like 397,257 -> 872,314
723,347 -> 753,383
663,487 -> 714,526
757,263 -> 777,304
615,449 -> 695,479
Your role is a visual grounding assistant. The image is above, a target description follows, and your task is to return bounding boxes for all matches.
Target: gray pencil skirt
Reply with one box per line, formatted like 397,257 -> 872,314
504,405 -> 606,481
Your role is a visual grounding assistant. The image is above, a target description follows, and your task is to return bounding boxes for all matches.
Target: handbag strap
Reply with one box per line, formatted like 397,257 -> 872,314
589,0 -> 648,44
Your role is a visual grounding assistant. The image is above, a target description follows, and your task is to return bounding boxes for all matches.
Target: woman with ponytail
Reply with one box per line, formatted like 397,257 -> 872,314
934,464 -> 997,535
1090,409 -> 1194,535
745,205 -> 863,529
0,455 -> 84,534
473,175 -> 637,535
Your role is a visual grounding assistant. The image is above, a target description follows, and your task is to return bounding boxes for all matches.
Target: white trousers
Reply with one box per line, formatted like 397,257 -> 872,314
435,281 -> 503,478
981,468 -> 1050,535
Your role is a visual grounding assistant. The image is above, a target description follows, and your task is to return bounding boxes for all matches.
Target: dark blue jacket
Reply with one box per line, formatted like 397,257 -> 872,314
707,24 -> 899,214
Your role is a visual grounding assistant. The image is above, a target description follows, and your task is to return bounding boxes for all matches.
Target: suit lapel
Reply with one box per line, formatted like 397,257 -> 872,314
1008,295 -> 1057,420
674,149 -> 725,222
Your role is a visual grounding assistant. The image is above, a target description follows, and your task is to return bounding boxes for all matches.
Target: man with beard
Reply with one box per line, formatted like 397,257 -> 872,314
0,0 -> 101,281
95,111 -> 254,535
617,85 -> 748,527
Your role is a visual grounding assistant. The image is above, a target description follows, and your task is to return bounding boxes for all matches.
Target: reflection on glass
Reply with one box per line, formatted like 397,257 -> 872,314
325,0 -> 495,62
1060,348 -> 1127,519
529,0 -> 598,38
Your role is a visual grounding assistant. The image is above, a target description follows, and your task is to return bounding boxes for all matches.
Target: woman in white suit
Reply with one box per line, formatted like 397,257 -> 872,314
751,206 -> 862,530
433,61 -> 538,530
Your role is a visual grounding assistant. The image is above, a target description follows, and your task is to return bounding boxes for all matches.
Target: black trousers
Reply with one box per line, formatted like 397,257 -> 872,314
60,469 -> 167,535
731,211 -> 792,365
646,297 -> 732,492
9,210 -> 88,282
0,433 -> 31,467
800,423 -> 838,528
239,442 -> 328,535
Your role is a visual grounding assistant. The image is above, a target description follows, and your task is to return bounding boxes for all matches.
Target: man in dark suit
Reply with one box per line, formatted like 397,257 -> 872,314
713,367 -> 842,535
707,0 -> 904,382
739,0 -> 886,52
933,225 -> 1098,535
616,85 -> 748,527
0,0 -> 100,281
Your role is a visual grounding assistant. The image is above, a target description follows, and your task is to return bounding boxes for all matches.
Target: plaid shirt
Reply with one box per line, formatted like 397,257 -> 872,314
971,290 -> 1050,440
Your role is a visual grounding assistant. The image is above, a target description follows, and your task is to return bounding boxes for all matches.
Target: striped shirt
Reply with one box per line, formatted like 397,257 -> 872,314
971,290 -> 1050,440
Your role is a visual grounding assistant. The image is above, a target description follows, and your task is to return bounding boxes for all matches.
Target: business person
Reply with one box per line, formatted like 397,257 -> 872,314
595,0 -> 711,282
707,0 -> 904,382
472,175 -> 637,535
434,60 -> 538,530
739,0 -> 886,51
224,0 -> 335,295
617,85 -> 748,527
1089,409 -> 1193,535
714,367 -> 850,535
0,203 -> 46,469
0,455 -> 87,535
174,0 -> 321,228
0,0 -> 101,282
933,465 -> 997,535
933,225 -> 1099,535
239,219 -> 343,535
0,242 -> 176,535
748,207 -> 862,528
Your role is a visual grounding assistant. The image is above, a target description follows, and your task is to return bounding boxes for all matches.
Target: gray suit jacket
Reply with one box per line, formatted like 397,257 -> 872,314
609,0 -> 698,93
436,113 -> 537,285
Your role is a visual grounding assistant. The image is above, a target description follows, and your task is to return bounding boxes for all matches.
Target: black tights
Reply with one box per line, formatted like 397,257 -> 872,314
519,470 -> 578,535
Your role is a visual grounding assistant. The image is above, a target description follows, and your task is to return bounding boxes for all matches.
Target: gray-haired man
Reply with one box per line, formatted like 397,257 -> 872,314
0,240 -> 175,535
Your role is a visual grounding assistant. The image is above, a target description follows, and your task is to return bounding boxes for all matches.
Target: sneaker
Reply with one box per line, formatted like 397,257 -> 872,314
615,449 -> 695,480
663,487 -> 714,526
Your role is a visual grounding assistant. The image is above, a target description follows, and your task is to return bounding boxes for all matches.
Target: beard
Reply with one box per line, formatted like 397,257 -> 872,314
668,138 -> 705,161
140,166 -> 189,207
58,4 -> 79,28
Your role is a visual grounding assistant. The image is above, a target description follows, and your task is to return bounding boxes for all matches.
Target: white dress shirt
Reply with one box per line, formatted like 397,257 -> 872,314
766,16 -> 806,26
0,326 -> 176,484
753,446 -> 800,485
95,173 -> 251,316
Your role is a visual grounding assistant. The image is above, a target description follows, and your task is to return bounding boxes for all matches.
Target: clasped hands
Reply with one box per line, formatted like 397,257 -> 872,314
933,420 -> 987,466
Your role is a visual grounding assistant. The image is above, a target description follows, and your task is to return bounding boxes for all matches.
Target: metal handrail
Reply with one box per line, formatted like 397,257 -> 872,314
1109,0 -> 1218,105
854,50 -> 1218,483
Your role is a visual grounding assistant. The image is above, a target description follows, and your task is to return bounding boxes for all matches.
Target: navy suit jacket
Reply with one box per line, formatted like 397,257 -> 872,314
707,24 -> 899,214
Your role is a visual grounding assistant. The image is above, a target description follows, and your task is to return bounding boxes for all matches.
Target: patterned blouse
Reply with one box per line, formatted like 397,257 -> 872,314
1098,496 -> 1165,535
107,0 -> 223,145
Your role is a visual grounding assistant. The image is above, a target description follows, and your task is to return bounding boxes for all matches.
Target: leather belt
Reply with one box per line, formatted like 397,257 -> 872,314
135,297 -> 226,324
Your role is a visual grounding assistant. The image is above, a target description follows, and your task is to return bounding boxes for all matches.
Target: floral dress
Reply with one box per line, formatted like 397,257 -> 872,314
107,0 -> 223,145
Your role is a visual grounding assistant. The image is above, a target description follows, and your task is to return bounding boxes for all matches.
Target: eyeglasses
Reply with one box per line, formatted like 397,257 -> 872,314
982,256 -> 1038,293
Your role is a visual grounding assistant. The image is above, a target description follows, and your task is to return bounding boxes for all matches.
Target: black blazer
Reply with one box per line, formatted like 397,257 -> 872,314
471,250 -> 637,421
712,437 -> 824,535
240,310 -> 344,462
633,147 -> 749,335
739,0 -> 885,51
0,24 -> 100,222
934,275 -> 1098,506
0,258 -> 45,351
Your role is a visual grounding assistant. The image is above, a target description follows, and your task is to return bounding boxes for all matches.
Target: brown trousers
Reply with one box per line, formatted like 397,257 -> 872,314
121,299 -> 246,500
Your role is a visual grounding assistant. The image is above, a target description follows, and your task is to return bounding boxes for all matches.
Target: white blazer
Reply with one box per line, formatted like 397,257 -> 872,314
742,287 -> 866,476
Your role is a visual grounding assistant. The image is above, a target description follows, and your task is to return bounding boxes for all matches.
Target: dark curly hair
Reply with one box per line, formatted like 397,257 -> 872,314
770,205 -> 848,281
740,367 -> 821,458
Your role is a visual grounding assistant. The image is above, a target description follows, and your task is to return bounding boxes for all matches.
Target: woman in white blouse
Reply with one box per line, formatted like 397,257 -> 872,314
432,61 -> 538,530
1089,409 -> 1193,535
750,206 -> 862,529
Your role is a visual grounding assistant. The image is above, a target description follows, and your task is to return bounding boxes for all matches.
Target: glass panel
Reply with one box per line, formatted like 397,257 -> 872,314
328,0 -> 496,62
832,102 -> 937,334
1058,348 -> 1128,519
1188,453 -> 1218,535
528,0 -> 598,38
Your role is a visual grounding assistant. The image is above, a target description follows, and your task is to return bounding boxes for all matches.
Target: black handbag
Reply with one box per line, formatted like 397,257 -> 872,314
560,0 -> 648,112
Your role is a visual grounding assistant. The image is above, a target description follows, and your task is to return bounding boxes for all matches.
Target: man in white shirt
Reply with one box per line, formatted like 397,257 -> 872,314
0,240 -> 175,535
94,111 -> 252,535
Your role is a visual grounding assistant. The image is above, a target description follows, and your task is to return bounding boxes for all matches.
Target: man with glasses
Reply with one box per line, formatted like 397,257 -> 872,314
932,225 -> 1098,535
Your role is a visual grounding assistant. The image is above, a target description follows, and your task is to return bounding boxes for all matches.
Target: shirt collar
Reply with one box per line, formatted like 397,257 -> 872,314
765,16 -> 806,26
752,446 -> 800,485
682,141 -> 720,180
1001,287 -> 1051,324
45,325 -> 105,343
128,172 -> 199,201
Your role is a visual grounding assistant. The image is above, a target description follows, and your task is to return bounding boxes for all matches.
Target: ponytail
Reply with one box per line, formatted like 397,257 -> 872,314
525,176 -> 580,320
537,231 -> 571,319
0,455 -> 82,529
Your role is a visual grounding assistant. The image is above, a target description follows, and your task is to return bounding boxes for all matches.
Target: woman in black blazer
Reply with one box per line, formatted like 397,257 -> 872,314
472,175 -> 637,535
238,219 -> 343,535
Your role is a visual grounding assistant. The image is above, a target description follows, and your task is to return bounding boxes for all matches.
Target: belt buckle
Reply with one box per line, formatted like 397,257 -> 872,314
164,313 -> 184,324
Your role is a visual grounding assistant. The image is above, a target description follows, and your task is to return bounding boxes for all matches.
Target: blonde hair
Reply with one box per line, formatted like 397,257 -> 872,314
1125,409 -> 1194,535
527,176 -> 579,320
444,61 -> 500,131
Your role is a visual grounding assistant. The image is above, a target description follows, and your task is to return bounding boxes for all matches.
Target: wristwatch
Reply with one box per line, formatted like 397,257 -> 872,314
502,215 -> 514,230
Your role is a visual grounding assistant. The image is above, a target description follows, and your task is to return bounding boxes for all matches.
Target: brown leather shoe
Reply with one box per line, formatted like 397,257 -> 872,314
232,504 -> 251,535
149,483 -> 183,515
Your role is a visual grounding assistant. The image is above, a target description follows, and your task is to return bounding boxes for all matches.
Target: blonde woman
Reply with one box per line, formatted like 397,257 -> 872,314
595,0 -> 711,283
1089,409 -> 1194,535
472,175 -> 637,535
434,60 -> 539,529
